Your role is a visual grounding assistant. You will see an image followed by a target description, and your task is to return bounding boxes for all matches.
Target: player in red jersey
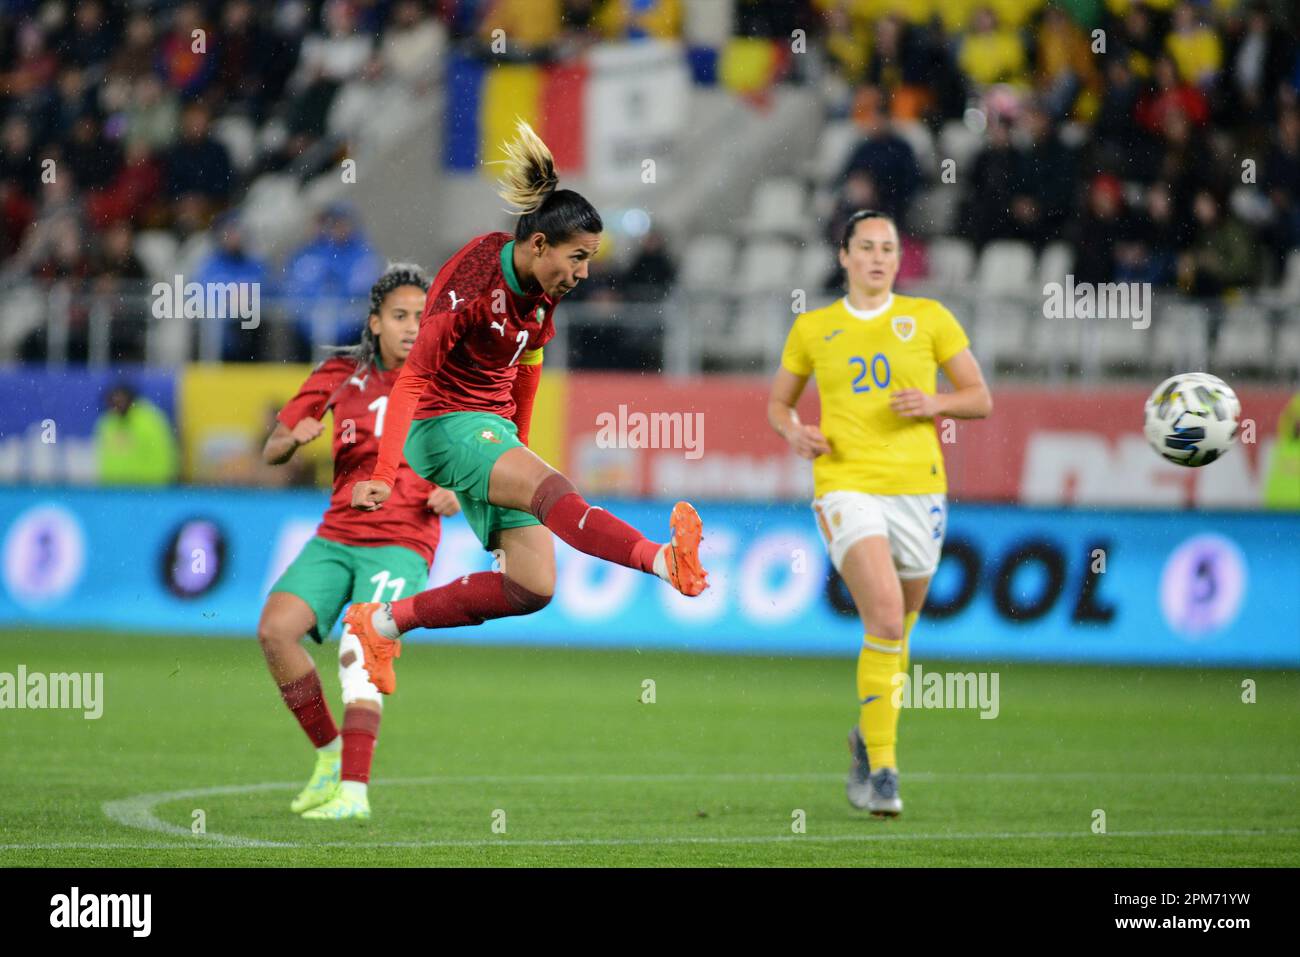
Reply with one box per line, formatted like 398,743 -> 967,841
344,120 -> 708,694
257,264 -> 460,820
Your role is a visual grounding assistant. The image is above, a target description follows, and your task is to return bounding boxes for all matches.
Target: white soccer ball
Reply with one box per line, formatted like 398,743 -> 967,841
1143,373 -> 1242,468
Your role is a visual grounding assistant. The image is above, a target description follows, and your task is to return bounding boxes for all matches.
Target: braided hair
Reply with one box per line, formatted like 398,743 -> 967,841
332,262 -> 430,372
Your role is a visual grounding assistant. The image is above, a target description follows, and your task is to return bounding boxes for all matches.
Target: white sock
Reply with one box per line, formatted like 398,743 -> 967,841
652,543 -> 670,582
340,780 -> 367,800
373,602 -> 400,639
317,736 -> 341,754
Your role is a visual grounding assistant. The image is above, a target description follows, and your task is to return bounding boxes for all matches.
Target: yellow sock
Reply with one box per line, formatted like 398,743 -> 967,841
901,610 -> 918,674
857,633 -> 903,770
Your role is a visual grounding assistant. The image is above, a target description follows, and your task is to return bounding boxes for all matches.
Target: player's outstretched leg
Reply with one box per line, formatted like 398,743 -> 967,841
257,593 -> 342,812
487,448 -> 708,597
303,627 -> 380,820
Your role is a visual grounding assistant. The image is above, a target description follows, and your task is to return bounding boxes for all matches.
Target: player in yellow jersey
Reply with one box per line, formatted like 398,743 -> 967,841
767,210 -> 992,816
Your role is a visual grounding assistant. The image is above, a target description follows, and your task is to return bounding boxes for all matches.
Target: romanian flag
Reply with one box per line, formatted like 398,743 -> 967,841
444,54 -> 589,174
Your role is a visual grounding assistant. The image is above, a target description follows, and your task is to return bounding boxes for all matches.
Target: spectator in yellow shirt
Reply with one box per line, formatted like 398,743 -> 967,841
1166,1 -> 1222,86
478,0 -> 562,51
958,8 -> 1028,87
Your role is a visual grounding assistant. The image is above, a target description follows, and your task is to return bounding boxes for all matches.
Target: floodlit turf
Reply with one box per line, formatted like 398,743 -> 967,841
0,629 -> 1297,867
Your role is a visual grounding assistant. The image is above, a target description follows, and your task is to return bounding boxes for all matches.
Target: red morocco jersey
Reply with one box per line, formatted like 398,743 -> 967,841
277,355 -> 440,564
408,231 -> 557,419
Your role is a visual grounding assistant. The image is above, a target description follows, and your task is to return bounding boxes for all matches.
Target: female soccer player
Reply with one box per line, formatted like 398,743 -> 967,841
767,210 -> 992,816
258,263 -> 460,821
344,120 -> 707,694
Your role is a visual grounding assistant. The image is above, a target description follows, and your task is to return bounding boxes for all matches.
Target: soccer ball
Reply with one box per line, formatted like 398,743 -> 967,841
1143,373 -> 1242,467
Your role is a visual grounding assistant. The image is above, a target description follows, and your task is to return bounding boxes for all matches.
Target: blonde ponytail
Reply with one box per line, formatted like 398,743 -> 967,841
492,118 -> 559,216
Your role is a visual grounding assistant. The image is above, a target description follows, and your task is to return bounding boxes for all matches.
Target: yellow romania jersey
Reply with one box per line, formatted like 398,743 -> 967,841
780,294 -> 970,497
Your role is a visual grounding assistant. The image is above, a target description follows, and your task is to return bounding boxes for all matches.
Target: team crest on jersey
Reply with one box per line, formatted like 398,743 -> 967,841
891,316 -> 916,342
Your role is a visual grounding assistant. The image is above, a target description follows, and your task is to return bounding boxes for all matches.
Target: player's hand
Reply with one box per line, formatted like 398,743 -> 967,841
890,389 -> 939,419
785,423 -> 832,460
426,486 -> 460,517
351,480 -> 392,511
290,416 -> 325,446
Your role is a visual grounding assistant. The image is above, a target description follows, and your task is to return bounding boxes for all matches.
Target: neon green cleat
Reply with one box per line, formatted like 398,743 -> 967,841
290,749 -> 341,813
301,786 -> 370,820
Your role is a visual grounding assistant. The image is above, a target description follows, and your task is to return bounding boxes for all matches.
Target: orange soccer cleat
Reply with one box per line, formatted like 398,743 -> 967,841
665,501 -> 709,597
342,602 -> 401,694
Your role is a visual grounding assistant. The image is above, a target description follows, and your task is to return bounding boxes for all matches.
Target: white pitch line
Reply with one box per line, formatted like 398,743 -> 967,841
5,827 -> 1299,853
85,771 -> 1300,851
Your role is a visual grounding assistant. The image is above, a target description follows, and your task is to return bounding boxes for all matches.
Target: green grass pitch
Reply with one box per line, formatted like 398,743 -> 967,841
1,629 -> 1297,867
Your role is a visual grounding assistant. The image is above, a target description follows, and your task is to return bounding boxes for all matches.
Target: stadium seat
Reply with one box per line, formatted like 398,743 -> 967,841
1213,305 -> 1274,375
744,177 -> 812,238
1093,318 -> 1150,376
1037,241 -> 1074,288
212,116 -> 259,175
907,187 -> 959,237
1152,302 -> 1210,372
795,243 -> 837,292
1269,248 -> 1300,304
975,240 -> 1036,296
680,235 -> 738,291
973,299 -> 1031,374
926,238 -> 975,287
1031,311 -> 1084,373
133,230 -> 180,283
893,120 -> 936,179
735,239 -> 798,292
809,120 -> 862,184
938,120 -> 983,172
1274,321 -> 1300,379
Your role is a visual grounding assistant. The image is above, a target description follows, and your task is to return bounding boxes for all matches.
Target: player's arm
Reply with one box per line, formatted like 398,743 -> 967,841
265,362 -> 342,464
768,366 -> 832,460
890,349 -> 993,420
509,347 -> 544,446
352,306 -> 467,511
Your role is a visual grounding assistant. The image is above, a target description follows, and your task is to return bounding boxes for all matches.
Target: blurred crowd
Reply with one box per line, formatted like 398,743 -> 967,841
818,0 -> 1300,295
2,0 -> 1298,366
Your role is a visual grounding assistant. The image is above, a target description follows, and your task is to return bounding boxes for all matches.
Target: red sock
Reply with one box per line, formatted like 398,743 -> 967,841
390,571 -> 550,633
278,671 -> 338,748
530,474 -> 660,573
341,705 -> 381,784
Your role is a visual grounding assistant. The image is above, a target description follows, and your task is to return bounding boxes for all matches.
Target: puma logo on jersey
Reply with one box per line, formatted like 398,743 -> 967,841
447,290 -> 464,310
349,374 -> 369,390
490,318 -> 508,336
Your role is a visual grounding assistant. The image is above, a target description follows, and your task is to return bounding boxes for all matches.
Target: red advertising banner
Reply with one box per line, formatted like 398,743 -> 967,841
561,373 -> 1295,507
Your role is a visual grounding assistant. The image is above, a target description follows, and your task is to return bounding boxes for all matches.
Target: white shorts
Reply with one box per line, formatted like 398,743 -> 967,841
812,491 -> 946,579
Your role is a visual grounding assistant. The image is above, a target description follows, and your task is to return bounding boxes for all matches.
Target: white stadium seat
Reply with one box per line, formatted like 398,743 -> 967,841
1274,321 -> 1300,378
1152,301 -> 1210,371
735,239 -> 798,291
744,177 -> 811,238
975,240 -> 1036,296
1037,241 -> 1074,288
133,230 -> 180,282
926,238 -> 975,287
1213,305 -> 1274,373
810,120 -> 863,184
680,234 -> 737,291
